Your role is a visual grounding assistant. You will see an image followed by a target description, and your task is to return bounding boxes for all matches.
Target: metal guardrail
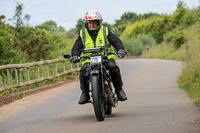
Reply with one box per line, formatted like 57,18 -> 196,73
0,58 -> 80,92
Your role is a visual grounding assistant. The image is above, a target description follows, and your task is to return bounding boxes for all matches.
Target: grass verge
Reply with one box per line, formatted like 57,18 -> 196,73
141,23 -> 200,106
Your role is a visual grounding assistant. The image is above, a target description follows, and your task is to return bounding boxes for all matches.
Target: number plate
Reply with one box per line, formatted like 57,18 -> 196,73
90,56 -> 102,64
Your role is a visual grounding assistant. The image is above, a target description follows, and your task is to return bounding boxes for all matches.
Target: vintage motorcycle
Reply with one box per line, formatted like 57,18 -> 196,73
64,47 -> 120,121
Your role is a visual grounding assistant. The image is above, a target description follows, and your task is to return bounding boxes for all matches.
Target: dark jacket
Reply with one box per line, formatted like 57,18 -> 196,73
71,27 -> 124,56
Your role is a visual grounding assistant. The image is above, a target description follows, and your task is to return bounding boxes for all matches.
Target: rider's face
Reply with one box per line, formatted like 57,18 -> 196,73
88,21 -> 98,30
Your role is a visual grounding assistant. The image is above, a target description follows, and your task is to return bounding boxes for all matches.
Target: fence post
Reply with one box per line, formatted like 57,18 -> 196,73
46,64 -> 49,85
77,63 -> 79,68
15,68 -> 18,84
37,66 -> 40,79
55,63 -> 57,82
37,65 -> 40,87
146,47 -> 150,52
7,69 -> 10,85
63,62 -> 65,72
46,64 -> 49,77
70,63 -> 73,70
26,67 -> 30,89
0,75 -> 2,91
70,63 -> 73,77
55,63 -> 57,75
15,68 -> 19,92
62,62 -> 65,80
0,76 -> 1,86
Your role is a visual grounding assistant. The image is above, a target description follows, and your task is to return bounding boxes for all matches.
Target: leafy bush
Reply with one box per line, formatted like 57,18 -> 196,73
169,4 -> 187,28
173,33 -> 186,48
137,34 -> 156,47
164,27 -> 186,48
122,38 -> 144,55
120,3 -> 198,44
111,12 -> 160,37
121,15 -> 170,43
182,9 -> 198,27
122,34 -> 156,56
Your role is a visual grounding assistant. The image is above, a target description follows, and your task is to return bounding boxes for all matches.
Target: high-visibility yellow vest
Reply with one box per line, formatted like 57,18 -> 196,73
80,26 -> 115,65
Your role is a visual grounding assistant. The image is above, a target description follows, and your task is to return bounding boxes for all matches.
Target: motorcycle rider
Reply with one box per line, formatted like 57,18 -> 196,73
71,10 -> 127,104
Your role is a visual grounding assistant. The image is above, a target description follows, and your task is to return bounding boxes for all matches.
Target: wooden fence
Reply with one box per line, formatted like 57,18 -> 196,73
0,58 -> 80,92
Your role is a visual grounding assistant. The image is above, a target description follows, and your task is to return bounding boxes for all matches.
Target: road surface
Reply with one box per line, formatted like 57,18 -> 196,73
0,59 -> 200,133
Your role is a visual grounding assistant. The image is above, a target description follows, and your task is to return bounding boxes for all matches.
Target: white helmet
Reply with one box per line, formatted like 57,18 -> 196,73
84,10 -> 103,29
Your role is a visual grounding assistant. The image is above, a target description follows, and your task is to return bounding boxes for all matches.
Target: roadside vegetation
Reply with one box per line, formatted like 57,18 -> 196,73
0,1 -> 199,106
0,2 -> 76,97
139,2 -> 200,106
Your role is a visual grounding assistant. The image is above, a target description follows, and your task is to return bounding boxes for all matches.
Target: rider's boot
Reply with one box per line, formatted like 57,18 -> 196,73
79,91 -> 90,104
115,88 -> 127,101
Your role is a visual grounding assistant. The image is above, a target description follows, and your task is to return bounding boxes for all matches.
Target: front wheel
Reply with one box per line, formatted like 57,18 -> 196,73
91,75 -> 105,121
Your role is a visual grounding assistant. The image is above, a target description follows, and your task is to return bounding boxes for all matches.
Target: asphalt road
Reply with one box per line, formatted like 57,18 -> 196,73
0,59 -> 200,133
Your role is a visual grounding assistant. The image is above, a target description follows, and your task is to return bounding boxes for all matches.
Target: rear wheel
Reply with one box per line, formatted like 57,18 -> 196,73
91,75 -> 105,121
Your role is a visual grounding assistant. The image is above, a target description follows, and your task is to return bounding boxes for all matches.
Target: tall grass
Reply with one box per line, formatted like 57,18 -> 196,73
141,41 -> 187,61
178,24 -> 200,106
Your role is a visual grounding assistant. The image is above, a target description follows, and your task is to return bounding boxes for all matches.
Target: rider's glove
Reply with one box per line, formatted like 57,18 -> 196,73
117,49 -> 126,58
70,56 -> 80,63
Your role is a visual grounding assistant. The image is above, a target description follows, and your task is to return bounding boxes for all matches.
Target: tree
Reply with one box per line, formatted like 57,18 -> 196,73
112,12 -> 139,36
14,26 -> 54,61
171,4 -> 187,28
66,28 -> 78,38
12,2 -> 30,27
76,18 -> 84,31
115,12 -> 138,26
0,15 -> 6,24
36,20 -> 58,32
102,22 -> 112,29
0,16 -> 28,65
177,0 -> 186,9
141,12 -> 160,19
58,26 -> 66,34
36,21 -> 66,34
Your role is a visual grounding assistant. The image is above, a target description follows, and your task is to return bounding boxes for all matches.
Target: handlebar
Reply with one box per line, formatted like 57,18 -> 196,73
63,51 -> 118,63
78,51 -> 117,60
63,47 -> 125,63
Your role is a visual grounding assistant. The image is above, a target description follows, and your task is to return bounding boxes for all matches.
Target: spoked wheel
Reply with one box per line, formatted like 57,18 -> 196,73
91,75 -> 105,121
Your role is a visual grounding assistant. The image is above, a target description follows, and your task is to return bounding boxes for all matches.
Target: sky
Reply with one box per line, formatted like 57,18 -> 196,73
0,0 -> 199,31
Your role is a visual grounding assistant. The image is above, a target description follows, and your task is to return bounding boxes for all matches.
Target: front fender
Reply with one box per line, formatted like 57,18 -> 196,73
91,70 -> 99,76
